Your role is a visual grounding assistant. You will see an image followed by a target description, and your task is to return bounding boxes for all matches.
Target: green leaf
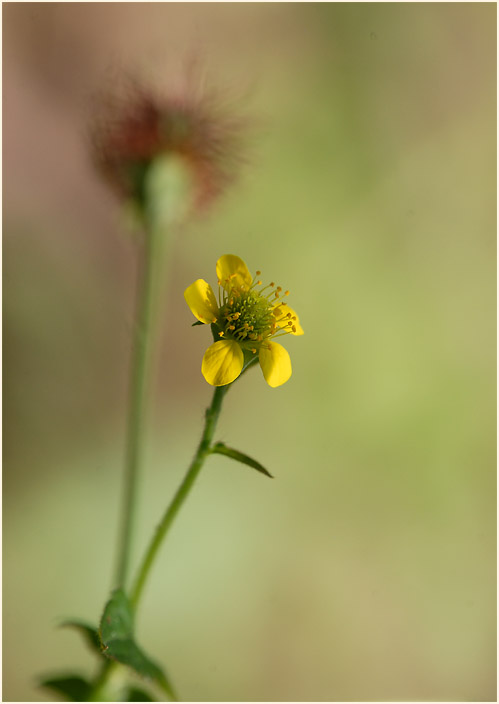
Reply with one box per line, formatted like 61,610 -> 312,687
40,675 -> 91,701
127,686 -> 157,701
99,590 -> 176,700
211,442 -> 273,478
100,589 -> 133,642
60,620 -> 101,654
192,320 -> 204,327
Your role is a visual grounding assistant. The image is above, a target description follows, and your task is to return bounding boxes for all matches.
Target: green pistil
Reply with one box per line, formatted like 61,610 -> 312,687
222,290 -> 275,342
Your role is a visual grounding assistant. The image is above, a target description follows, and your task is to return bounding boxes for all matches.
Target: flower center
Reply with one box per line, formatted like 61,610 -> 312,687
216,272 -> 296,352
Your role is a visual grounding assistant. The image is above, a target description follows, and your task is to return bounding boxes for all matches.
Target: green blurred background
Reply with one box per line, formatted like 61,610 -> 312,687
3,3 -> 496,701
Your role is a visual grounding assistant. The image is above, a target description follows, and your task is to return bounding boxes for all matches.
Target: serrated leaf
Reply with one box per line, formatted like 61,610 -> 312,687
211,442 -> 273,478
127,686 -> 157,701
60,620 -> 101,654
40,675 -> 91,701
99,589 -> 176,700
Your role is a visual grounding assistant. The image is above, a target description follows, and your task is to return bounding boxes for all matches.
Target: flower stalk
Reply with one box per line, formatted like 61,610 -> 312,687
130,383 -> 229,610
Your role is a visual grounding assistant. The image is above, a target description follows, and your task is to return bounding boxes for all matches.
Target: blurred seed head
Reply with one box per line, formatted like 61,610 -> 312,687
90,72 -> 248,222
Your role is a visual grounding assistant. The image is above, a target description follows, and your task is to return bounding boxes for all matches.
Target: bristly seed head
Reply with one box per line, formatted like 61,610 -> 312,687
90,74 -> 247,216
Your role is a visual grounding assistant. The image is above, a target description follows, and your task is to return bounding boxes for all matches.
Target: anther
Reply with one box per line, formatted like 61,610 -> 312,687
251,348 -> 257,354
270,282 -> 275,287
292,325 -> 296,333
219,331 -> 224,337
285,290 -> 290,296
256,271 -> 261,276
276,286 -> 282,292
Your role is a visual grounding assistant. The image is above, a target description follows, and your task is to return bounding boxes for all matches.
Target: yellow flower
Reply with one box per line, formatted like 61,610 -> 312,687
184,255 -> 303,387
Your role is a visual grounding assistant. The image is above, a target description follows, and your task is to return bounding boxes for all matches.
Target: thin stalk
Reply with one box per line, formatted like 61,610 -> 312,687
130,385 -> 229,610
89,660 -> 117,702
115,224 -> 166,590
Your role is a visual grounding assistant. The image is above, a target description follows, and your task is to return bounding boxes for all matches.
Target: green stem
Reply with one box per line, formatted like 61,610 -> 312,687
88,660 -> 117,702
115,224 -> 165,590
130,385 -> 229,610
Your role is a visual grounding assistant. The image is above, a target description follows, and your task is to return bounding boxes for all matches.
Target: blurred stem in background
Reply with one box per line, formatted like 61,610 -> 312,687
115,218 -> 167,590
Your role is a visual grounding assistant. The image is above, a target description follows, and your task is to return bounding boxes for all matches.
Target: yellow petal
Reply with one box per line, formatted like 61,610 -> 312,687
273,303 -> 304,335
184,279 -> 219,324
202,340 -> 244,386
259,342 -> 292,388
216,254 -> 253,292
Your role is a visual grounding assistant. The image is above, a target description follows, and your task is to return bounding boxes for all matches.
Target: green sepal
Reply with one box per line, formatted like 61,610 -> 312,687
99,589 -> 176,700
241,350 -> 259,373
192,320 -> 205,327
211,442 -> 273,478
210,321 -> 223,341
60,620 -> 101,654
40,674 -> 91,701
